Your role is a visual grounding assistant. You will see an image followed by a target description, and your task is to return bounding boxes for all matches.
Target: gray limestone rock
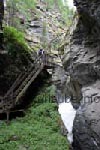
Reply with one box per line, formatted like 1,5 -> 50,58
62,0 -> 100,149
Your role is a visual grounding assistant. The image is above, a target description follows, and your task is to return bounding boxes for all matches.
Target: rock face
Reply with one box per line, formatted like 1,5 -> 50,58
0,0 -> 66,96
62,0 -> 100,149
25,1 -> 66,51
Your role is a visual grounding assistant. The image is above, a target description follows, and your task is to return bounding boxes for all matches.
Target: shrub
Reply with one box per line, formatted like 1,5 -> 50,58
3,26 -> 31,63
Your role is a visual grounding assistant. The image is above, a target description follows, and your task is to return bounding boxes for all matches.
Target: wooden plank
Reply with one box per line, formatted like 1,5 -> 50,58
16,64 -> 44,102
0,54 -> 56,114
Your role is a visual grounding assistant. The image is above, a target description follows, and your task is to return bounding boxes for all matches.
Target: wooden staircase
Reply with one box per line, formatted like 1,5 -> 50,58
0,53 -> 55,120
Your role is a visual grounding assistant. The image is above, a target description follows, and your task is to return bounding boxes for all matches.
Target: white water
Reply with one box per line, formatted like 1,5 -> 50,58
67,0 -> 75,9
62,0 -> 76,10
4,0 -> 7,7
58,101 -> 76,143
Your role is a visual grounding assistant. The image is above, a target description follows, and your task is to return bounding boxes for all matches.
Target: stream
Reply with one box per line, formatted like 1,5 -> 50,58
58,100 -> 76,144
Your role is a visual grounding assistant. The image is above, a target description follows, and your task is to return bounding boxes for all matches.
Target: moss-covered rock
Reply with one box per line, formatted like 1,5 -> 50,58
3,26 -> 31,61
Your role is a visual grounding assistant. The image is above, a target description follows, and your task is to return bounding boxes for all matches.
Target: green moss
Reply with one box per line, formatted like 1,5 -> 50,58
3,26 -> 31,64
0,86 -> 69,150
33,44 -> 41,52
4,26 -> 31,53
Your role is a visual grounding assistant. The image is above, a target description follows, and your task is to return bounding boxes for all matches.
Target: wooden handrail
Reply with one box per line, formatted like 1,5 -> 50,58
0,53 -> 55,114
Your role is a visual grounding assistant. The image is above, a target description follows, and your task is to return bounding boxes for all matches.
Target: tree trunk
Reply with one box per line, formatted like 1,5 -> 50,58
0,0 -> 4,29
0,0 -> 4,49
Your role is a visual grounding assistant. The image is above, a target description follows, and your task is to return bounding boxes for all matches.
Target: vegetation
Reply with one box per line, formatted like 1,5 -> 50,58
4,26 -> 31,55
6,0 -> 37,28
3,26 -> 32,65
0,86 -> 69,150
5,0 -> 74,29
45,0 -> 74,25
0,1 -> 72,149
41,21 -> 48,49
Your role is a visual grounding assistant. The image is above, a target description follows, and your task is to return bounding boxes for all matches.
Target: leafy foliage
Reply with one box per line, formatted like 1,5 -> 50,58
7,0 -> 36,19
45,0 -> 74,25
3,26 -> 31,63
6,0 -> 37,29
0,86 -> 69,150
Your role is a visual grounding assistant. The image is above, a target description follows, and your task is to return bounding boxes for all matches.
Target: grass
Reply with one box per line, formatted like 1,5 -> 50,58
0,86 -> 69,150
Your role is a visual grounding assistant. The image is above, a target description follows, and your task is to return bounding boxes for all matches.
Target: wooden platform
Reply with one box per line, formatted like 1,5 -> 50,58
0,53 -> 56,118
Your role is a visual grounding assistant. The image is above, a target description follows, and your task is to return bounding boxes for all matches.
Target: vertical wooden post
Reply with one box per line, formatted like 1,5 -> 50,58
6,111 -> 10,124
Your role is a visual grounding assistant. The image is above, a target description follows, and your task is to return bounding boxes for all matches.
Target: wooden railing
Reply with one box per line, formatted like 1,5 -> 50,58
0,53 -> 55,117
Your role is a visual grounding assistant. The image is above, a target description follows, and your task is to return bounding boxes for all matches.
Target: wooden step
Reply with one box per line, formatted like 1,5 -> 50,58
0,54 -> 56,114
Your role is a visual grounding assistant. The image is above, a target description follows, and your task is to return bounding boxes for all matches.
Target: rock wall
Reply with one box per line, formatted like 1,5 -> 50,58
0,0 -> 66,95
62,0 -> 100,149
25,1 -> 66,51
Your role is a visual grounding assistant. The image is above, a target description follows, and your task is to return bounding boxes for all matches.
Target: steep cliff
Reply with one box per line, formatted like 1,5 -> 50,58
62,0 -> 100,149
0,0 -> 67,95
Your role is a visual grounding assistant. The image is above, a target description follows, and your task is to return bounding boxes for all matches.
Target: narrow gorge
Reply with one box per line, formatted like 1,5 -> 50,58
58,0 -> 100,149
0,0 -> 100,150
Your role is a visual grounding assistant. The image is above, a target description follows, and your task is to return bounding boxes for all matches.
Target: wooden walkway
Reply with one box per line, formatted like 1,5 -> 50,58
0,53 -> 56,121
